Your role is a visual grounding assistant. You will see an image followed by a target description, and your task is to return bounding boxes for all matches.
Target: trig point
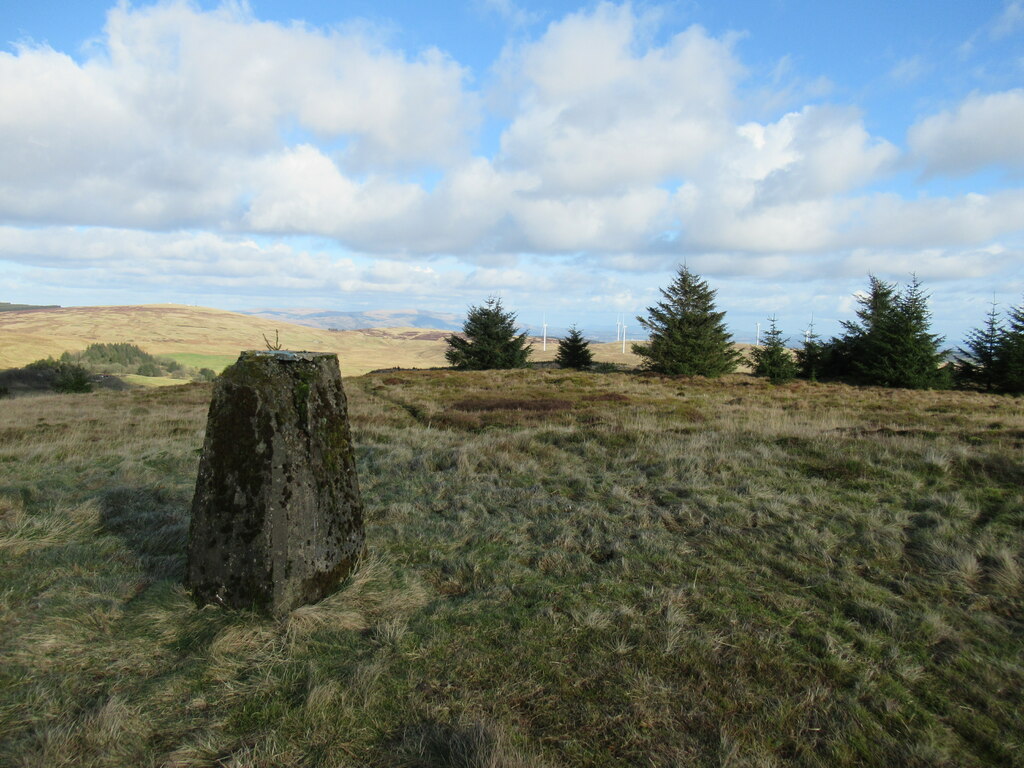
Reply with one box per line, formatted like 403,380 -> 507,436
186,351 -> 364,617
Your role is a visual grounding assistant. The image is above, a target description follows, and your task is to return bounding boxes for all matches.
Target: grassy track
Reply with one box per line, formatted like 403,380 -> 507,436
0,371 -> 1022,766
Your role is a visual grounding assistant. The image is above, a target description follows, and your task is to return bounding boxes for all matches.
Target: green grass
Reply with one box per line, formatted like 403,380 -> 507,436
161,352 -> 238,373
0,371 -> 1022,767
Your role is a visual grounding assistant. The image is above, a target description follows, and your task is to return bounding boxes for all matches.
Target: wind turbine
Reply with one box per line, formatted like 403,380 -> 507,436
803,312 -> 814,344
755,321 -> 761,346
542,314 -> 548,352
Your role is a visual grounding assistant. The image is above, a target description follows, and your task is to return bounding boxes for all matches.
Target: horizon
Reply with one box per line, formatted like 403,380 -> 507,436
1,1 -> 1022,346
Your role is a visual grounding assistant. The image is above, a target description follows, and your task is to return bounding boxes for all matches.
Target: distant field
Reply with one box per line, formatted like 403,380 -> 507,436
0,304 -> 644,376
161,352 -> 239,374
119,373 -> 192,388
1,371 -> 1021,766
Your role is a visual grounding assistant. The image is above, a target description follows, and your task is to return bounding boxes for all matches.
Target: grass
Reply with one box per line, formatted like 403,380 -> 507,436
119,374 -> 195,388
160,353 -> 239,374
0,371 -> 1022,766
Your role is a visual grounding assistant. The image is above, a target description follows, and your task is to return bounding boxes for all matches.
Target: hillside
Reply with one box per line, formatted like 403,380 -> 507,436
0,304 -> 644,376
0,371 -> 1021,766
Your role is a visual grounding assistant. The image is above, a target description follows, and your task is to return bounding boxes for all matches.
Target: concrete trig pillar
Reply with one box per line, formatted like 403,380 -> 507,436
186,351 -> 364,616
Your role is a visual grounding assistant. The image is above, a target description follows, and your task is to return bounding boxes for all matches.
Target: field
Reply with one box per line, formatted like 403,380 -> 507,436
0,305 -> 643,377
1,371 -> 1022,767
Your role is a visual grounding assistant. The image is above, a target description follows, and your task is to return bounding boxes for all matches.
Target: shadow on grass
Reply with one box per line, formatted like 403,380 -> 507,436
375,720 -> 538,768
99,486 -> 190,582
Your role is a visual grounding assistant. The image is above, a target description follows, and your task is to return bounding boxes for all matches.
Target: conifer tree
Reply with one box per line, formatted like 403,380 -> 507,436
445,297 -> 532,370
750,317 -> 797,384
956,300 -> 1003,391
555,325 -> 594,370
816,275 -> 946,388
847,275 -> 946,389
826,275 -> 897,380
993,296 -> 1024,393
811,278 -> 892,382
795,319 -> 825,381
632,266 -> 741,376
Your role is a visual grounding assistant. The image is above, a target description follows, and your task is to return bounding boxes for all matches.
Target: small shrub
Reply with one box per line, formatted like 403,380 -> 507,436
197,368 -> 217,382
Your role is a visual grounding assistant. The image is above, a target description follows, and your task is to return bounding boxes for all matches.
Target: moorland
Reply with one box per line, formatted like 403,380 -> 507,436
1,367 -> 1022,767
0,304 -> 643,377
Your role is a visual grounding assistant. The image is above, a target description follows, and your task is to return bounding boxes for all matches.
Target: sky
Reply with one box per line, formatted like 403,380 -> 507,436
1,1 -> 1023,343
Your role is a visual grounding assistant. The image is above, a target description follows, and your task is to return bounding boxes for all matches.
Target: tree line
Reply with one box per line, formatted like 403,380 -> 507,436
445,267 -> 1024,393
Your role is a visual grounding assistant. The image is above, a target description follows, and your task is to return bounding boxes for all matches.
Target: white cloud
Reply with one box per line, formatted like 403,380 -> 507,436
511,187 -> 672,252
0,226 -> 447,297
244,145 -> 427,244
494,4 -> 743,193
845,190 -> 1024,249
100,2 -> 477,167
909,89 -> 1024,176
0,2 -> 477,229
844,245 -> 1014,280
751,106 -> 898,203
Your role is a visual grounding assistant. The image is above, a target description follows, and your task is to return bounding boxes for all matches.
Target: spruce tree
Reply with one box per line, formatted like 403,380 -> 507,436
632,266 -> 741,376
956,300 -> 1003,391
445,297 -> 532,370
555,325 -> 594,370
851,275 -> 947,389
750,317 -> 797,384
992,296 -> 1024,394
832,274 -> 897,380
795,319 -> 825,381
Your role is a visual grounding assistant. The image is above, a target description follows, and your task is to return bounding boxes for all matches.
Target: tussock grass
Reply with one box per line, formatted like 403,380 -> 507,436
1,371 -> 1022,766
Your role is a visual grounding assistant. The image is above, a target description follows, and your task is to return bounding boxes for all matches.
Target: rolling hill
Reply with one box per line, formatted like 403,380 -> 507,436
0,304 -> 644,376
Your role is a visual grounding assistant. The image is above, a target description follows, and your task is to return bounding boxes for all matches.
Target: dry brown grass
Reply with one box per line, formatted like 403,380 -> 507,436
1,371 -> 1022,767
0,304 -> 458,376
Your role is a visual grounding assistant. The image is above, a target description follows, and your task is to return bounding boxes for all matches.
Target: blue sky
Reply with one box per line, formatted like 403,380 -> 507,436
1,1 -> 1022,343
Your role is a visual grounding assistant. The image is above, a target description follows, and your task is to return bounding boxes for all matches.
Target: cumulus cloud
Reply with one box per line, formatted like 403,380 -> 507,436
909,89 -> 1024,176
494,5 -> 742,193
751,106 -> 898,203
0,1 -> 476,229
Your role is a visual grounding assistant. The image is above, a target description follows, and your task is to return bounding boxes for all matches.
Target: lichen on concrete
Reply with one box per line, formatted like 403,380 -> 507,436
186,350 -> 364,616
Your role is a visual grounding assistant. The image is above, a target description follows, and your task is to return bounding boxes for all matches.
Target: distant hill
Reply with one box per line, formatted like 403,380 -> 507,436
243,308 -> 463,332
0,303 -> 645,376
0,302 -> 60,312
0,304 -> 457,376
